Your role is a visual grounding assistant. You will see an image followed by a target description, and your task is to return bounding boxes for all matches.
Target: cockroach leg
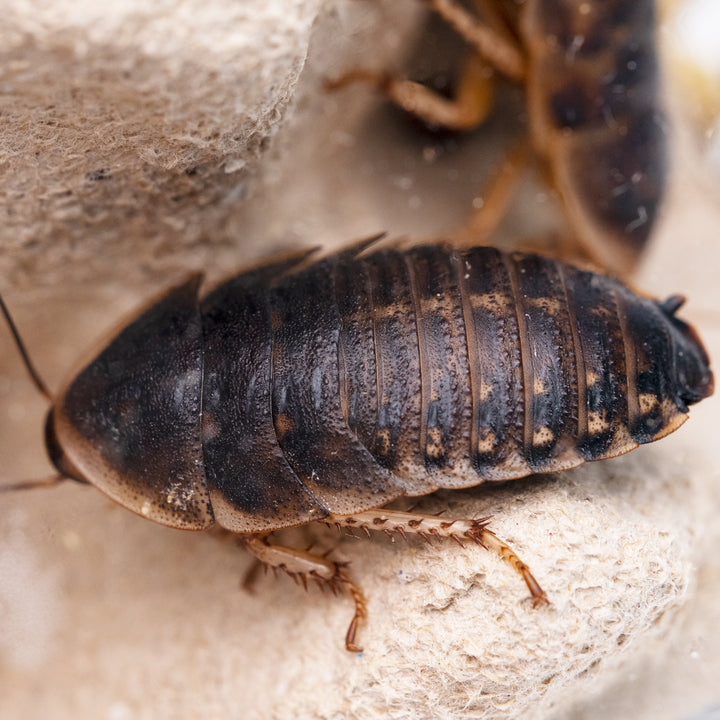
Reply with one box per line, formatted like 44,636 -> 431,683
426,0 -> 526,82
243,536 -> 368,652
326,50 -> 495,132
241,557 -> 264,593
326,0 -> 525,132
457,139 -> 599,266
335,567 -> 368,653
456,140 -> 531,247
329,510 -> 549,607
465,523 -> 549,607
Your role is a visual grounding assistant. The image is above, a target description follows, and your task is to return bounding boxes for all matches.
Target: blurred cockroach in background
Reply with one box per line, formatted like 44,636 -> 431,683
327,0 -> 667,276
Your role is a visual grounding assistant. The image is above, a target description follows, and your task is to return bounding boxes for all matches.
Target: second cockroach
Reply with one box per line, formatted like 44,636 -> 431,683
1,239 -> 713,651
328,0 -> 667,275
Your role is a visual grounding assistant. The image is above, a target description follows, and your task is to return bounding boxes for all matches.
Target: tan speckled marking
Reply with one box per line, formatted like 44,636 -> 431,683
477,430 -> 496,454
639,393 -> 659,414
587,410 -> 610,434
533,425 -> 554,446
525,296 -> 562,314
425,427 -> 445,459
479,380 -> 494,401
274,413 -> 295,440
470,292 -> 509,311
375,427 -> 391,456
422,293 -> 457,316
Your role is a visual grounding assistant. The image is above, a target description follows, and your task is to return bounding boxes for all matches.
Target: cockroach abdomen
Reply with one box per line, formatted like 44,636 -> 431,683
41,240 -> 713,536
524,0 -> 667,272
267,257 -> 405,515
457,246 -> 527,480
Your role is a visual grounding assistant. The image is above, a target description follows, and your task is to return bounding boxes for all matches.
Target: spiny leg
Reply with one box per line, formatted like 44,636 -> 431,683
329,508 -> 549,607
243,535 -> 368,652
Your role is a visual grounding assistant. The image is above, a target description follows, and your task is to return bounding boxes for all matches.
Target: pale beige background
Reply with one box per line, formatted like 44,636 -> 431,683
1,2 -> 719,719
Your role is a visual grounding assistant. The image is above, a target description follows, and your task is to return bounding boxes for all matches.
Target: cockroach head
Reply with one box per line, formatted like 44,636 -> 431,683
660,295 -> 714,407
44,408 -> 87,484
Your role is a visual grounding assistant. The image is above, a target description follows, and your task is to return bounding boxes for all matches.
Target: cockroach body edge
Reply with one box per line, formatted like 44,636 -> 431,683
6,239 -> 714,651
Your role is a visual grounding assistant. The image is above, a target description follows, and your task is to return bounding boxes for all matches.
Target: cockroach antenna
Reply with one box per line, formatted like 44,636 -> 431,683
0,293 -> 53,402
0,292 -> 68,493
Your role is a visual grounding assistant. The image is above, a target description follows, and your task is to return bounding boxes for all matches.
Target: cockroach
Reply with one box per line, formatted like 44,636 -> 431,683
0,239 -> 712,652
327,0 -> 667,275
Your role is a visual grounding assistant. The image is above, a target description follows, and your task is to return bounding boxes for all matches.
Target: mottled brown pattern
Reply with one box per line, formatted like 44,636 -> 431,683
405,244 -> 472,472
560,263 -> 630,459
362,249 -> 424,476
47,241 -> 712,533
201,260 -> 327,533
52,277 -> 214,530
458,246 -> 527,479
267,257 -> 402,515
521,0 -> 666,270
333,251 -> 378,443
505,252 -> 582,472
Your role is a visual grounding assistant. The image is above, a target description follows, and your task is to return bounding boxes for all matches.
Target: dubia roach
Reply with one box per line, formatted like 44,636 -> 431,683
328,0 -> 667,275
2,240 -> 713,651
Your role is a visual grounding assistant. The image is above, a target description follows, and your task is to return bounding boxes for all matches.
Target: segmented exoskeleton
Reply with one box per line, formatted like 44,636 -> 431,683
4,239 -> 711,651
48,240 -> 711,533
520,0 -> 667,272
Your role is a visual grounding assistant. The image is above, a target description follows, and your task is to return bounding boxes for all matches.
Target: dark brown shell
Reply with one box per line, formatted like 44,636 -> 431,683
49,241 -> 713,533
521,0 -> 667,272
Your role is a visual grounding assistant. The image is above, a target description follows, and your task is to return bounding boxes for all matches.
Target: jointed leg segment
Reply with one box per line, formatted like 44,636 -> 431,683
243,507 -> 547,653
329,509 -> 548,607
325,52 -> 496,132
325,0 -> 534,246
325,0 -> 526,133
457,140 -> 531,246
243,535 -> 368,652
426,0 -> 525,82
